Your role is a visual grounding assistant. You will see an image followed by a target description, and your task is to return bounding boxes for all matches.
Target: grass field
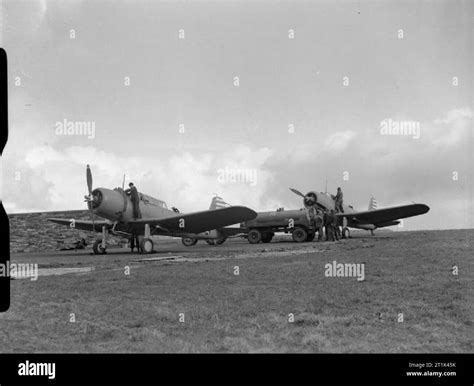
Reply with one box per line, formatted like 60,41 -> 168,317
1,229 -> 472,353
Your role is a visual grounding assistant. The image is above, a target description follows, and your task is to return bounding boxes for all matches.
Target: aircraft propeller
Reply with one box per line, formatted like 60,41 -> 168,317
289,188 -> 317,207
87,164 -> 93,196
289,188 -> 305,198
84,164 -> 94,210
84,164 -> 97,231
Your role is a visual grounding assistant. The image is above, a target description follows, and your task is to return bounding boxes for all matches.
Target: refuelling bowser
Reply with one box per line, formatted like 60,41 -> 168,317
240,208 -> 315,244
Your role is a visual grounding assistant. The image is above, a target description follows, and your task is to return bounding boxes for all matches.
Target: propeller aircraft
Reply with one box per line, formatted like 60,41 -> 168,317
48,165 -> 257,254
289,188 -> 430,238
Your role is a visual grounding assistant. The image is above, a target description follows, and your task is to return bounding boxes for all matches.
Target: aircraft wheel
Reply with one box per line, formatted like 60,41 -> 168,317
140,238 -> 154,254
93,239 -> 107,255
215,237 -> 227,245
292,227 -> 308,243
248,229 -> 262,244
342,227 -> 350,239
261,233 -> 273,243
306,233 -> 315,242
206,239 -> 216,245
182,237 -> 198,247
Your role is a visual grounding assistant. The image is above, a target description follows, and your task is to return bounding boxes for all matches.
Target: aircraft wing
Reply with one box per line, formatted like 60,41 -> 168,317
336,204 -> 429,226
128,206 -> 257,234
48,218 -> 112,232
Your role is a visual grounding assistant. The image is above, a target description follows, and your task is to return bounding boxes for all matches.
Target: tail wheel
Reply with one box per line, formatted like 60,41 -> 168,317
140,238 -> 154,254
292,227 -> 308,243
93,239 -> 107,255
248,229 -> 262,244
182,237 -> 198,247
342,227 -> 350,239
261,233 -> 273,243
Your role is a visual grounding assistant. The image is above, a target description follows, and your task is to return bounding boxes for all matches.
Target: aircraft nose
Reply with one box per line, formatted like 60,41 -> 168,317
91,189 -> 103,209
304,192 -> 318,207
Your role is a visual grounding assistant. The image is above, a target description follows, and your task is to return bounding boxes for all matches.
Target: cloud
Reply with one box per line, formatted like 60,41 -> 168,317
433,108 -> 473,125
2,108 -> 472,230
324,130 -> 356,152
427,107 -> 473,147
3,144 -> 276,214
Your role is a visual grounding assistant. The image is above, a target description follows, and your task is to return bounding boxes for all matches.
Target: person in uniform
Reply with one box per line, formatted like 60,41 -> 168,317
306,206 -> 317,241
330,210 -> 340,241
306,206 -> 317,227
335,187 -> 344,213
130,233 -> 141,253
314,209 -> 324,241
324,210 -> 334,241
125,182 -> 142,219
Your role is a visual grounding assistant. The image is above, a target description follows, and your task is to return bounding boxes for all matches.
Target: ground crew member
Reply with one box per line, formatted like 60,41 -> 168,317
324,210 -> 334,241
130,233 -> 140,253
330,210 -> 340,241
306,206 -> 317,228
335,187 -> 344,213
125,182 -> 142,219
306,206 -> 317,241
315,209 -> 324,241
334,222 -> 342,240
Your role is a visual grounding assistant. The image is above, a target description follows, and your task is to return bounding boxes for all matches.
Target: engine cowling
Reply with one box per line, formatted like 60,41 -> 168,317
90,188 -> 127,220
303,191 -> 318,208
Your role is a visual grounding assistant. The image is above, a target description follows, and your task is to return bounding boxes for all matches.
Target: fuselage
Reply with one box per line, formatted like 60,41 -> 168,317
308,191 -> 358,216
90,187 -> 175,222
300,191 -> 377,230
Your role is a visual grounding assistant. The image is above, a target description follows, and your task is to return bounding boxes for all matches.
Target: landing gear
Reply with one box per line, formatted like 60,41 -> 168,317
93,225 -> 109,255
93,239 -> 107,255
261,232 -> 274,243
292,227 -> 308,243
248,229 -> 262,244
182,237 -> 198,247
370,230 -> 375,236
342,227 -> 350,239
140,238 -> 154,254
306,233 -> 315,242
138,223 -> 154,253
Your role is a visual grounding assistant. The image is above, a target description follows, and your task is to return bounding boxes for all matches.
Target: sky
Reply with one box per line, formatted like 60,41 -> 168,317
0,0 -> 473,230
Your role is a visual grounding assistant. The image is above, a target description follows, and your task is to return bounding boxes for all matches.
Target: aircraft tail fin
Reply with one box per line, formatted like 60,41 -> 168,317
209,195 -> 231,210
368,197 -> 378,211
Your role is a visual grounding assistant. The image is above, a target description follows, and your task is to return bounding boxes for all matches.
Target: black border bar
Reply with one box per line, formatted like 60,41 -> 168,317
0,47 -> 10,312
0,353 -> 472,384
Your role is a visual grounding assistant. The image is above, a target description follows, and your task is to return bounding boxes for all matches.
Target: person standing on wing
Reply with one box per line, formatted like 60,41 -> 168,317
125,182 -> 142,219
335,187 -> 344,213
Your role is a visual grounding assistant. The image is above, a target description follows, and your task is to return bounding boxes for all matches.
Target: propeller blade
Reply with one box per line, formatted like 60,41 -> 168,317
86,164 -> 93,195
289,188 -> 305,198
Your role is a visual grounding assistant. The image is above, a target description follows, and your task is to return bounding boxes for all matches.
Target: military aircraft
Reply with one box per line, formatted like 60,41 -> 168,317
289,188 -> 429,238
48,165 -> 257,254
